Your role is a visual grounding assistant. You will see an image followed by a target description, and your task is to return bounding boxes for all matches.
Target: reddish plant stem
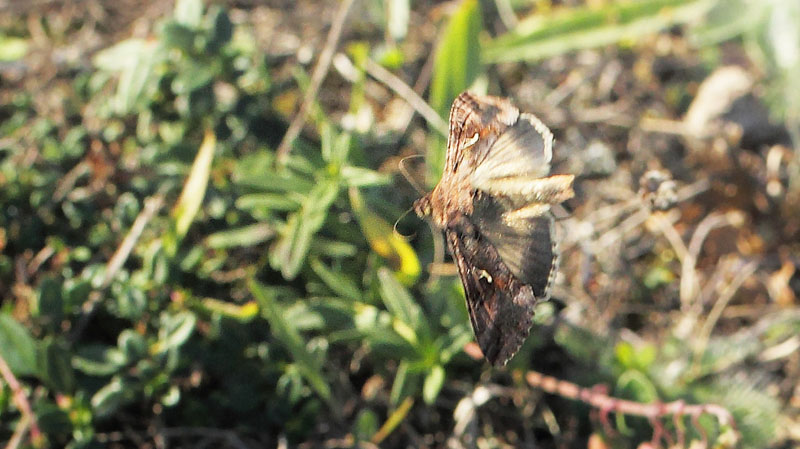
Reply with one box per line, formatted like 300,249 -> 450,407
0,352 -> 41,448
525,370 -> 737,445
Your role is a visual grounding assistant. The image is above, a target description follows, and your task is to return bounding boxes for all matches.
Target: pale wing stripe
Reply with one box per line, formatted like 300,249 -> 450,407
476,174 -> 575,207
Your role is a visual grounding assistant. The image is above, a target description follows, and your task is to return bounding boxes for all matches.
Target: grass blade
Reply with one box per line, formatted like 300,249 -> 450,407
484,0 -> 715,63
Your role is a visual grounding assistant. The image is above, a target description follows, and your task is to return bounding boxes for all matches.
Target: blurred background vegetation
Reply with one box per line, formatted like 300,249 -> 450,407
0,0 -> 799,448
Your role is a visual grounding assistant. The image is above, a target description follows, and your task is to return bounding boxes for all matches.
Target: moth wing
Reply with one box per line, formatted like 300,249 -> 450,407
472,195 -> 558,300
471,113 -> 553,190
446,218 -> 538,366
445,92 -> 520,177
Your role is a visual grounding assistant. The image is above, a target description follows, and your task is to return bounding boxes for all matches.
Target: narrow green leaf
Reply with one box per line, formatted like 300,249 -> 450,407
235,193 -> 302,212
309,257 -> 362,301
171,130 -> 216,242
377,268 -> 429,341
235,170 -> 315,194
389,360 -> 411,406
429,0 -> 483,118
270,178 -> 340,280
249,280 -> 332,402
205,223 -> 275,249
484,0 -> 715,63
341,166 -> 391,187
422,365 -> 445,405
428,0 -> 482,179
616,369 -> 659,403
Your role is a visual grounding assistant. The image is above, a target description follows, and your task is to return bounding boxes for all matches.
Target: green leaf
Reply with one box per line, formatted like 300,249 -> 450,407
118,329 -> 147,361
0,314 -> 37,376
162,22 -> 197,53
439,325 -> 473,363
37,338 -> 75,393
353,408 -> 379,441
422,365 -> 445,405
73,345 -> 127,376
429,0 -> 483,118
155,311 -> 197,353
690,0 -> 767,46
341,166 -> 391,187
377,268 -> 426,335
484,0 -> 715,63
93,38 -> 165,114
389,360 -> 411,406
207,7 -> 234,50
91,376 -> 136,417
615,341 -> 636,369
235,169 -> 315,194
616,369 -> 658,403
250,280 -> 332,403
309,257 -> 362,301
270,178 -> 340,280
428,0 -> 482,179
205,223 -> 275,249
35,276 -> 63,324
172,61 -> 217,94
235,193 -> 302,213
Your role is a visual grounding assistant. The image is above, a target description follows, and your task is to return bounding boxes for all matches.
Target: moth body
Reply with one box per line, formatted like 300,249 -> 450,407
415,92 -> 574,366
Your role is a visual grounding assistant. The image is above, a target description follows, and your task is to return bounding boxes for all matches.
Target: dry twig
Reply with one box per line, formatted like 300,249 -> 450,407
275,0 -> 356,164
69,194 -> 165,341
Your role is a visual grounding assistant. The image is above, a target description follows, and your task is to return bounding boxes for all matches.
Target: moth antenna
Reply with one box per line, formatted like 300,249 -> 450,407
399,154 -> 426,195
393,206 -> 417,241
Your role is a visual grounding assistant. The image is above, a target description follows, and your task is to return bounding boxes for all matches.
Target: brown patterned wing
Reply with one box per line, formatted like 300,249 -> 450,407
446,214 -> 539,366
444,93 -> 520,177
472,194 -> 558,300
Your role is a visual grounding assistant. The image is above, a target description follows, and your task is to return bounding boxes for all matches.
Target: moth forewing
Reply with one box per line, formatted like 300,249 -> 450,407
470,113 -> 554,188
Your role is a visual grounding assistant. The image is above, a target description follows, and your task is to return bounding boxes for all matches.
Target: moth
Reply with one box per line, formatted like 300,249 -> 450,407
414,92 -> 574,366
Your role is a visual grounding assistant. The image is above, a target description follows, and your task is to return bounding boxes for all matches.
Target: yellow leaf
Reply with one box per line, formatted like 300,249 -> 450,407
349,188 -> 420,284
172,130 -> 216,239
